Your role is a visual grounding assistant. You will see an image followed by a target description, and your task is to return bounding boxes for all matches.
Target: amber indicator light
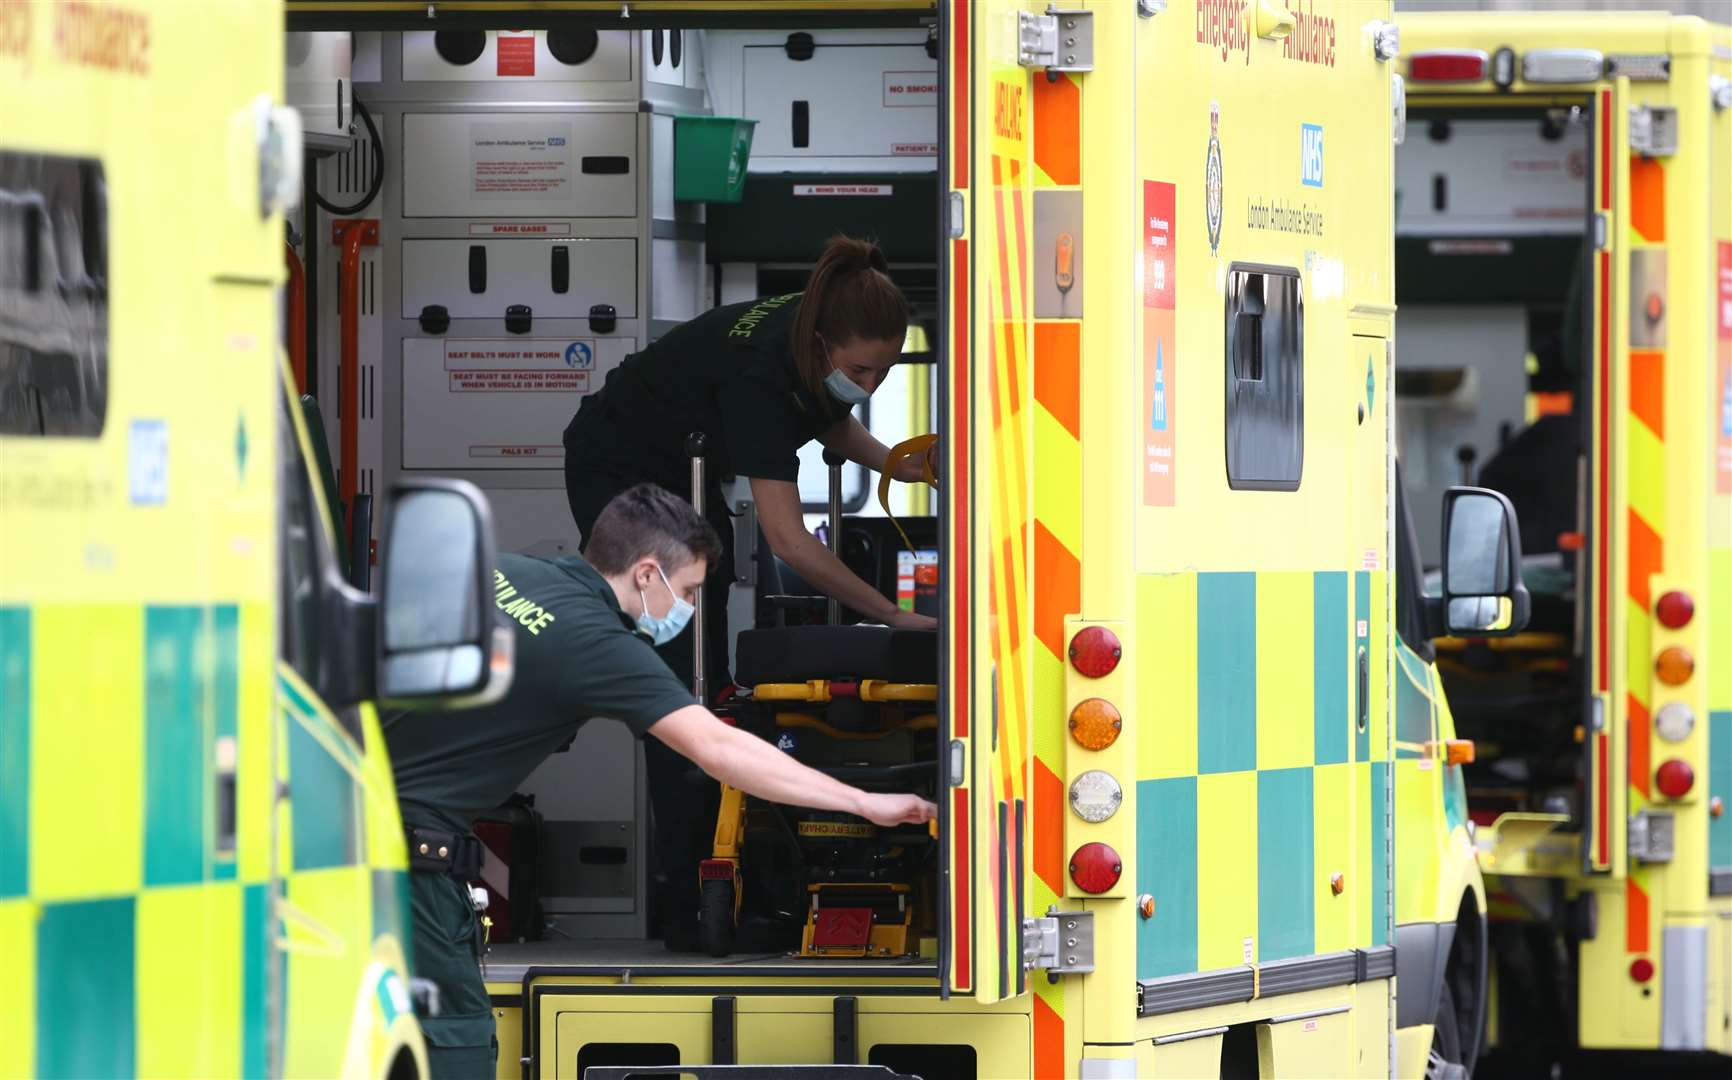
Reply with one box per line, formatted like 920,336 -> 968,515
1069,698 -> 1123,750
1655,647 -> 1694,686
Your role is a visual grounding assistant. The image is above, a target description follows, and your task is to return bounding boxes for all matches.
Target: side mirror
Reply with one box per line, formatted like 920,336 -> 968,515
1436,486 -> 1531,637
377,479 -> 514,708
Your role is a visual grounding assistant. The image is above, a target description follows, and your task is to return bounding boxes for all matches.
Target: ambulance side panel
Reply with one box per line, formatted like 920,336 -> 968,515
1123,2 -> 1398,1074
0,5 -> 421,1078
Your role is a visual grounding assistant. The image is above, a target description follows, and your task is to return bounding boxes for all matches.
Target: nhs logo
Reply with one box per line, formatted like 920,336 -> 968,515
1301,124 -> 1324,188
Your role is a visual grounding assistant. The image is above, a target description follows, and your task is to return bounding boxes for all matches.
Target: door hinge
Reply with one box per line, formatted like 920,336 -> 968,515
1629,811 -> 1676,863
1022,909 -> 1094,975
1017,8 -> 1093,74
1628,105 -> 1678,157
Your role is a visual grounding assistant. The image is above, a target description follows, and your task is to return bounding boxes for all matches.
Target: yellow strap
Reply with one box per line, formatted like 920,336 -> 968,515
878,433 -> 939,551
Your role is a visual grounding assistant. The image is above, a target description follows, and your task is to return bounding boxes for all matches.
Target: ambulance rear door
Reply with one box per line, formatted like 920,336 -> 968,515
938,0 -> 1040,1006
1584,77 -> 1632,878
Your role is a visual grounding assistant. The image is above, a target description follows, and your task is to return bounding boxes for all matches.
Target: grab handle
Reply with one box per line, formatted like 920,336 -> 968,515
687,431 -> 708,701
824,448 -> 844,626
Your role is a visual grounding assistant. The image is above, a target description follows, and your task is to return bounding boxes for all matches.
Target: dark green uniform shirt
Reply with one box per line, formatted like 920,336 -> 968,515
385,552 -> 696,832
562,293 -> 845,494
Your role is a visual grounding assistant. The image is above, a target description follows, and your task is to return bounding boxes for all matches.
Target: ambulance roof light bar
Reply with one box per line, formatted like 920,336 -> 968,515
1408,49 -> 1488,84
1523,49 -> 1605,84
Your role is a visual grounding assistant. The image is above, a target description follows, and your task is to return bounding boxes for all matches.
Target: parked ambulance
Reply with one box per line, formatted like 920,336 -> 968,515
1,2 -> 512,1076
1395,7 -> 1732,1069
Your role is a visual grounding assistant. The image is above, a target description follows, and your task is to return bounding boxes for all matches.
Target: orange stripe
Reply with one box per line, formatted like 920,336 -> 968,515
1032,72 -> 1080,185
1034,992 -> 1065,1079
1034,322 -> 1081,439
1033,757 -> 1064,895
1627,509 -> 1662,611
1629,155 -> 1665,244
1629,349 -> 1664,440
1627,877 -> 1650,953
1628,695 -> 1651,800
1033,520 -> 1081,661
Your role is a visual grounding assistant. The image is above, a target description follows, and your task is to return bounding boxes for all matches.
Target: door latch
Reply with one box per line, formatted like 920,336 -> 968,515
1022,909 -> 1094,975
1017,8 -> 1093,74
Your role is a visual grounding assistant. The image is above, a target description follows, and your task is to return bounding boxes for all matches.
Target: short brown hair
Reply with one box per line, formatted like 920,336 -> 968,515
584,483 -> 723,578
791,235 -> 910,406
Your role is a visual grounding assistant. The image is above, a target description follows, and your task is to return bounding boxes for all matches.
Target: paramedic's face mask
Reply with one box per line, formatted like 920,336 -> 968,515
820,336 -> 898,406
635,558 -> 704,646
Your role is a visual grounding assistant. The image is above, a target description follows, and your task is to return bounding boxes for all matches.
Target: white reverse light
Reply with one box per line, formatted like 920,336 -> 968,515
1654,702 -> 1695,744
1069,770 -> 1124,824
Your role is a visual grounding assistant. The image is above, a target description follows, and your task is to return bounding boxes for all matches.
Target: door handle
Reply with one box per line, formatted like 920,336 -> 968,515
1357,645 -> 1370,734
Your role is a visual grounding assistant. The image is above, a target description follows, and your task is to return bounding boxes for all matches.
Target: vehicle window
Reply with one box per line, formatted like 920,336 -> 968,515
1225,265 -> 1303,490
0,151 -> 108,437
1394,462 -> 1436,663
280,396 -> 322,677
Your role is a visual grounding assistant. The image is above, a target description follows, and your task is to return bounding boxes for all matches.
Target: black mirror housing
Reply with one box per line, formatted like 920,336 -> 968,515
1432,485 -> 1532,638
376,478 -> 514,708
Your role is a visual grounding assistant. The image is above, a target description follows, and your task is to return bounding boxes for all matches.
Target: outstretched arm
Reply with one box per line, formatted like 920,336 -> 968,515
649,704 -> 935,827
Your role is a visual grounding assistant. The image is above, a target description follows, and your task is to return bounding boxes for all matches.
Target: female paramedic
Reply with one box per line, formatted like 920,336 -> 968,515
561,234 -> 937,949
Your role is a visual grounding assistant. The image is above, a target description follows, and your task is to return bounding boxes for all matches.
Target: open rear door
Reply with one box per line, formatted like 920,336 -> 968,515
940,0 -> 1038,1005
1584,77 -> 1632,877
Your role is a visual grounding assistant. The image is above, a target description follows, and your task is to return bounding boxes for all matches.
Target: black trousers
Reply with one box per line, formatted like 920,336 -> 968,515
565,459 -> 732,943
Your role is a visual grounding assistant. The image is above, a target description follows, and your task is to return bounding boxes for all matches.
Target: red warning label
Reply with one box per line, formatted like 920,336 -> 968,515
497,35 -> 535,77
883,71 -> 938,108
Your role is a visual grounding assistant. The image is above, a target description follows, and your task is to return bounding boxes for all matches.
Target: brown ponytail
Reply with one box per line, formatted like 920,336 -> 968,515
791,235 -> 910,407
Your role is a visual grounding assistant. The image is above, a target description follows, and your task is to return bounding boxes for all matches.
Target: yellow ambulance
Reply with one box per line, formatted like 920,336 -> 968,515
268,1 -> 1527,1076
1395,8 -> 1732,1066
0,2 -> 511,1076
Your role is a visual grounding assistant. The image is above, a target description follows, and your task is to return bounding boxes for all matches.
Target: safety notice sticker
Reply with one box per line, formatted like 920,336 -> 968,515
471,122 -> 573,199
882,71 -> 938,108
793,184 -> 892,197
445,339 -> 594,393
496,35 -> 535,77
1143,181 -> 1176,507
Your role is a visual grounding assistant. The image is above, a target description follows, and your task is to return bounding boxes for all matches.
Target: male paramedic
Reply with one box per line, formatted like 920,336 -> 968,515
384,482 -> 937,1078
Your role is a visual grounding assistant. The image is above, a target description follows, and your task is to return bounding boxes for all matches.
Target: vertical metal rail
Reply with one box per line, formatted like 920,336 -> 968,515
687,431 -> 708,702
824,449 -> 845,625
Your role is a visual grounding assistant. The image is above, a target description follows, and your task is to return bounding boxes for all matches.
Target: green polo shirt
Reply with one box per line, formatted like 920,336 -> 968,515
384,552 -> 697,833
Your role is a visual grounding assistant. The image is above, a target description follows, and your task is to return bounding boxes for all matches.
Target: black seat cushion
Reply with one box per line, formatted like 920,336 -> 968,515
735,626 -> 938,687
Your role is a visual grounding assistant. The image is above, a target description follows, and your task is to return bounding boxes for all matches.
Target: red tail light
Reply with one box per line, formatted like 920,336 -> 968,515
1409,50 -> 1489,82
1655,759 -> 1694,799
1069,627 -> 1122,679
1069,842 -> 1122,894
1630,957 -> 1655,983
1655,591 -> 1694,630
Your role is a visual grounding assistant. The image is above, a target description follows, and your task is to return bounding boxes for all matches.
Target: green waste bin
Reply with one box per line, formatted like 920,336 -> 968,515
674,116 -> 758,203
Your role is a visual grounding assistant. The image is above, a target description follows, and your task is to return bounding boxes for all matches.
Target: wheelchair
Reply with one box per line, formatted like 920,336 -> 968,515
699,624 -> 940,959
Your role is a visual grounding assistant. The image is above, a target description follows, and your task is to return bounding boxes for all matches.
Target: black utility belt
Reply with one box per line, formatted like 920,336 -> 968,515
406,826 -> 484,880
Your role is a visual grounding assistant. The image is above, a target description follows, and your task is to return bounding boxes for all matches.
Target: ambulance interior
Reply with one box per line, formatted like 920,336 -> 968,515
283,15 -> 950,984
1394,105 -> 1593,829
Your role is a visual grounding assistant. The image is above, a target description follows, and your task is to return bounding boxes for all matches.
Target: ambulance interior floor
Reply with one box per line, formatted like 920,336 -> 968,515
482,939 -> 939,983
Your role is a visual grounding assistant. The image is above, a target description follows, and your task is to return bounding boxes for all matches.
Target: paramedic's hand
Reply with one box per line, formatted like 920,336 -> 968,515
857,792 -> 938,828
888,609 -> 938,631
891,441 -> 941,485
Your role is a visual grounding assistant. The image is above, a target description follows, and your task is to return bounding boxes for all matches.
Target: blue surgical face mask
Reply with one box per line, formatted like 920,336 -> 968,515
637,564 -> 695,646
821,340 -> 872,407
